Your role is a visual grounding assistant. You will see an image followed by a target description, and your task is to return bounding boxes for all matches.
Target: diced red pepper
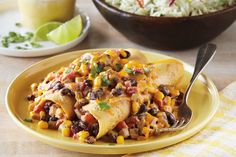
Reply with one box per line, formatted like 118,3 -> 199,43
116,121 -> 128,130
33,103 -> 44,113
156,100 -> 163,110
126,116 -> 140,127
82,113 -> 97,124
65,72 -> 78,80
125,86 -> 138,96
133,68 -> 144,74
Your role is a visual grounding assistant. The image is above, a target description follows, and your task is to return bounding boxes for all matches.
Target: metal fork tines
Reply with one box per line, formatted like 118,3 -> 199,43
154,43 -> 217,134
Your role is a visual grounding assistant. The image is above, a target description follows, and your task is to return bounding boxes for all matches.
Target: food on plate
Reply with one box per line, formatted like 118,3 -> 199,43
18,0 -> 76,29
105,0 -> 236,17
26,49 -> 185,144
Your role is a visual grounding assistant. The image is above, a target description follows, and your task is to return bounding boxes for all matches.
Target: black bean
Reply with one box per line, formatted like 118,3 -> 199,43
61,88 -> 75,97
71,121 -> 88,134
49,116 -> 58,121
111,88 -> 123,96
43,101 -> 53,114
148,108 -> 158,116
89,123 -> 99,137
165,111 -> 176,126
90,88 -> 103,100
53,81 -> 64,90
85,136 -> 96,144
108,77 -> 119,89
138,104 -> 148,114
84,80 -> 93,88
130,78 -> 137,86
27,94 -> 35,101
158,85 -> 170,96
82,86 -> 91,97
107,131 -> 118,143
41,115 -> 50,122
119,50 -> 131,59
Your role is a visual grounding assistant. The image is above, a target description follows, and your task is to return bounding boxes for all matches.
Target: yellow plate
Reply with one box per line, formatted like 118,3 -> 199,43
6,49 -> 219,154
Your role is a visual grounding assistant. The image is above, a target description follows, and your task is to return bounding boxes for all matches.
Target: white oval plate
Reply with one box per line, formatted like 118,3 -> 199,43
0,1 -> 90,57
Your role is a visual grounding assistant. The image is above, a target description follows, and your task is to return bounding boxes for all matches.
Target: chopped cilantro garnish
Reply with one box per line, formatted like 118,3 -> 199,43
31,42 -> 42,48
65,68 -> 73,74
101,75 -> 110,86
90,67 -> 97,78
15,22 -> 22,27
115,63 -> 123,71
0,31 -> 41,50
143,67 -> 151,74
125,68 -> 135,75
16,46 -> 28,50
98,102 -> 111,110
90,64 -> 104,78
24,118 -> 33,123
96,63 -> 103,73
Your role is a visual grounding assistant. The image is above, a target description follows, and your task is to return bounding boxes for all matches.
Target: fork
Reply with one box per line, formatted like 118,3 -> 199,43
155,43 -> 217,133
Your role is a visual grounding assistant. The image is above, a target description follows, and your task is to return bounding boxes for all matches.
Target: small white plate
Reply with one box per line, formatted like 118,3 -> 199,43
0,1 -> 90,57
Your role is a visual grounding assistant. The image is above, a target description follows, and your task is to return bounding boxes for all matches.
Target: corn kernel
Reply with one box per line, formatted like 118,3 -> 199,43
157,111 -> 165,117
28,103 -> 35,111
62,128 -> 71,137
170,88 -> 180,97
163,105 -> 172,113
154,91 -> 164,101
146,113 -> 155,123
63,120 -> 72,128
165,96 -> 171,106
79,136 -> 85,142
75,77 -> 83,83
39,111 -> 46,119
171,99 -> 176,106
120,59 -> 128,64
116,135 -> 124,144
142,127 -> 150,138
31,83 -> 38,92
105,49 -> 118,58
37,90 -> 43,96
87,74 -> 95,81
80,64 -> 88,75
78,131 -> 90,139
94,76 -> 101,87
119,49 -> 127,57
132,102 -> 140,115
38,120 -> 48,129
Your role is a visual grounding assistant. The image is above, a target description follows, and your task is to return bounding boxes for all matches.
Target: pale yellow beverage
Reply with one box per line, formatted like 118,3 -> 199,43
18,0 -> 76,29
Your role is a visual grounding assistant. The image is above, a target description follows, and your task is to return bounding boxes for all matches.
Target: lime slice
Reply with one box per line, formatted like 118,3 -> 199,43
33,22 -> 62,41
47,15 -> 83,45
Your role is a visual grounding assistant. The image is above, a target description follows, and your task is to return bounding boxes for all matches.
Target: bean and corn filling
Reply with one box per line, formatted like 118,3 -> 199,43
26,49 -> 183,144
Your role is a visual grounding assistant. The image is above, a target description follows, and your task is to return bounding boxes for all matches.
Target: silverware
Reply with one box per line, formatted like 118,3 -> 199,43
155,43 -> 217,133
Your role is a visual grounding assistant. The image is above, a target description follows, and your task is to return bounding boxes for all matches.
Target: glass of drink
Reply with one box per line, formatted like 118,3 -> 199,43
18,0 -> 76,29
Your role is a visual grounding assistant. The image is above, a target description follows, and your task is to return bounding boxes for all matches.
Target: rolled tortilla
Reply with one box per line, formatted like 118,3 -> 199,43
44,90 -> 76,119
83,97 -> 131,139
149,59 -> 184,85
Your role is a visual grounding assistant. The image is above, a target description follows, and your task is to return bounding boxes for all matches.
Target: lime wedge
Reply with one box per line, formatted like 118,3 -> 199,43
47,15 -> 83,45
33,22 -> 62,41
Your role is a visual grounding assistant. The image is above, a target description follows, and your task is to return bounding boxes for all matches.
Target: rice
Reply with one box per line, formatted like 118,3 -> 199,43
105,0 -> 236,17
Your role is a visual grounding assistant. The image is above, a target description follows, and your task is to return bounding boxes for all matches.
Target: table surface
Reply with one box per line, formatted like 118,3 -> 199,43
0,0 -> 235,156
